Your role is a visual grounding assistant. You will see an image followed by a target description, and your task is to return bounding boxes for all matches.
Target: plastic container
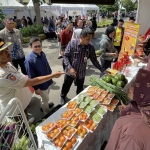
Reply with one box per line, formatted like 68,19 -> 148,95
83,105 -> 95,114
74,108 -> 83,116
90,111 -> 102,124
46,128 -> 61,141
69,116 -> 79,127
89,100 -> 99,108
79,112 -> 89,122
41,122 -> 56,133
61,110 -> 74,120
62,126 -> 77,140
67,101 -> 77,110
56,119 -> 68,129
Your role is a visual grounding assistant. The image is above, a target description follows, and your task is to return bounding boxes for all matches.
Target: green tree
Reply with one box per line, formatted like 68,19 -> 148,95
122,0 -> 138,12
98,0 -> 119,14
0,5 -> 5,23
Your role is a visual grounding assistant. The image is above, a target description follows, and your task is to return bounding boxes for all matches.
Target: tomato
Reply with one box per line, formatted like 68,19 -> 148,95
71,137 -> 76,144
62,147 -> 67,150
50,133 -> 55,139
67,132 -> 71,138
82,128 -> 87,134
54,129 -> 59,134
78,125 -> 83,130
66,142 -> 72,148
63,130 -> 67,135
58,141 -> 63,147
54,139 -> 59,146
42,126 -> 48,131
80,132 -> 85,138
70,128 -> 75,133
89,120 -> 94,125
60,136 -> 66,142
77,129 -> 82,135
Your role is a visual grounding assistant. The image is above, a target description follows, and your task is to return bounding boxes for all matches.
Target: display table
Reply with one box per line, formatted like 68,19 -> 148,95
36,62 -> 146,150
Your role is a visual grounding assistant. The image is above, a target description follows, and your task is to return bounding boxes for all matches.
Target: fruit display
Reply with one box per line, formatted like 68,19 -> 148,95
87,86 -> 99,92
84,105 -> 95,114
75,93 -> 86,104
46,128 -> 60,140
79,112 -> 89,122
62,126 -> 76,139
67,101 -> 77,110
74,108 -> 83,116
92,93 -> 100,99
89,100 -> 99,107
56,119 -> 68,129
101,91 -> 109,97
86,91 -> 96,96
83,96 -> 92,103
100,95 -> 112,105
82,119 -> 97,132
90,111 -> 102,123
79,101 -> 88,109
70,116 -> 79,127
113,51 -> 132,71
102,73 -> 128,88
42,122 -> 55,133
61,110 -> 74,120
106,104 -> 117,112
62,136 -> 78,150
89,76 -> 130,105
95,105 -> 107,116
76,124 -> 88,138
110,98 -> 119,105
53,133 -> 67,148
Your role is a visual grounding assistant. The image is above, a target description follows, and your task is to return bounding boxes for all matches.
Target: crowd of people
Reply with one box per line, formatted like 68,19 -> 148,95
1,13 -> 150,150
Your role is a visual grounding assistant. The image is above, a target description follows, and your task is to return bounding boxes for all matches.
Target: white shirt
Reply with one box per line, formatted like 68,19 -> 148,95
0,63 -> 32,116
43,26 -> 49,33
71,28 -> 82,40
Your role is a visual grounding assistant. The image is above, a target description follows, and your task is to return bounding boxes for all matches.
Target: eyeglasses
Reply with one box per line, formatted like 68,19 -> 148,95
33,45 -> 42,49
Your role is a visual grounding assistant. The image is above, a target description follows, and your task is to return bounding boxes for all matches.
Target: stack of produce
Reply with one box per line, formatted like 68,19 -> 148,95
89,76 -> 130,105
113,51 -> 132,71
40,86 -> 116,150
102,73 -> 128,88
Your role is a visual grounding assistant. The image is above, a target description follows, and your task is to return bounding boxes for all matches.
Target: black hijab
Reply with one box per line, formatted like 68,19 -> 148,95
105,25 -> 115,41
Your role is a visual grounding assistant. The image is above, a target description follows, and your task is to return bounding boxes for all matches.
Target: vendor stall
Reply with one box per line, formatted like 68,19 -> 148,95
36,58 -> 146,150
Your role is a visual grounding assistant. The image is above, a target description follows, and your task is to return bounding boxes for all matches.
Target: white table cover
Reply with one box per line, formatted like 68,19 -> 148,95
36,62 -> 146,150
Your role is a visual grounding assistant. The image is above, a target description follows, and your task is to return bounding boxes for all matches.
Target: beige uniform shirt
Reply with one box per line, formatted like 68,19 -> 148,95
0,62 -> 32,116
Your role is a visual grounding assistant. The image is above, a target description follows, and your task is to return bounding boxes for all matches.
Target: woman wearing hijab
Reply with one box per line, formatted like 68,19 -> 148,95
105,68 -> 150,150
99,26 -> 118,77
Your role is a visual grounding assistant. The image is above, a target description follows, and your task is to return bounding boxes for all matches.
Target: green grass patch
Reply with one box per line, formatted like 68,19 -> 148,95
97,19 -> 113,27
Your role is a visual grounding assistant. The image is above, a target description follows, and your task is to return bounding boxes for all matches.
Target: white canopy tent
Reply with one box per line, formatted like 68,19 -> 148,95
0,0 -> 30,19
136,0 -> 150,35
27,0 -> 61,20
52,3 -> 99,18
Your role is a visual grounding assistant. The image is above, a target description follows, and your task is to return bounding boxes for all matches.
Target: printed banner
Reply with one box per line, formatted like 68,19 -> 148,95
119,22 -> 140,59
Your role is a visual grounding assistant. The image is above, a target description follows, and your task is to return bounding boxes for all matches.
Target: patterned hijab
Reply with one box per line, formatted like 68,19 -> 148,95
121,69 -> 150,127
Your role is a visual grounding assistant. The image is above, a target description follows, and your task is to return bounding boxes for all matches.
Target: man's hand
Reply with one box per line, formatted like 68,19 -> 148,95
35,89 -> 41,95
61,51 -> 65,56
118,101 -> 127,113
69,68 -> 76,77
53,71 -> 65,78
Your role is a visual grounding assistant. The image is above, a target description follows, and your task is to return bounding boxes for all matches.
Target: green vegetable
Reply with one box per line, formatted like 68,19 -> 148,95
89,76 -> 130,105
118,74 -> 125,81
112,78 -> 118,85
116,81 -> 125,88
105,75 -> 112,83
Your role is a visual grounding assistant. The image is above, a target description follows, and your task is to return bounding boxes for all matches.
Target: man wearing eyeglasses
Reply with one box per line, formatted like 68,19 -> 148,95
24,37 -> 59,115
0,38 -> 65,120
0,18 -> 27,75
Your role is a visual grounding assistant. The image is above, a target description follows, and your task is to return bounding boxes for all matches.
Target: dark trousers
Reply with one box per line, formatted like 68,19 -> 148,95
114,46 -> 121,62
100,57 -> 111,77
61,75 -> 85,98
12,57 -> 27,75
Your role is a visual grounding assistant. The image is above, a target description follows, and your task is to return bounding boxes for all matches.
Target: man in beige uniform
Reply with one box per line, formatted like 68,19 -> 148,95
0,39 -> 65,120
0,18 -> 27,75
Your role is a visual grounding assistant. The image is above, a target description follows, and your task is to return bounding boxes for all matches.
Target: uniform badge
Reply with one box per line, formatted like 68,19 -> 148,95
6,74 -> 16,81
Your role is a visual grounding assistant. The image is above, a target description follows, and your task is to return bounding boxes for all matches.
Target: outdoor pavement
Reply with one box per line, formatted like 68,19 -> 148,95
24,27 -> 106,122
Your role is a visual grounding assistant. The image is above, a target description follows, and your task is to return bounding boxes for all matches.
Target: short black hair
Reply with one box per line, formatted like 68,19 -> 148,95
29,37 -> 42,46
129,16 -> 135,21
119,19 -> 124,23
66,20 -> 73,25
80,28 -> 94,37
